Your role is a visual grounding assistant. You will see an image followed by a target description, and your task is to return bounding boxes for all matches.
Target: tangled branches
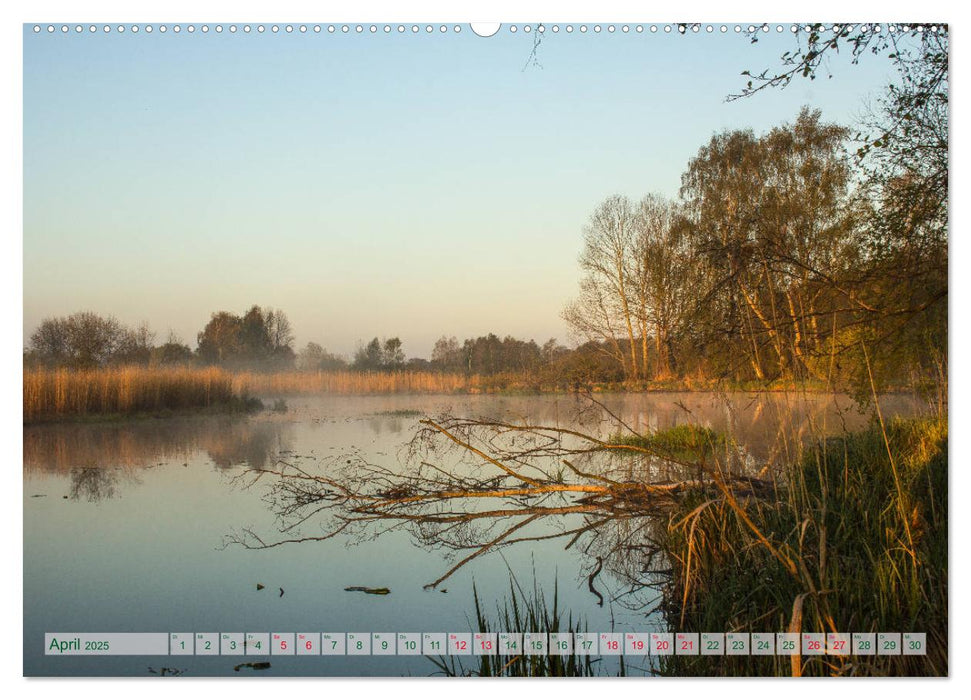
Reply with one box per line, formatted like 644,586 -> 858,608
224,405 -> 773,591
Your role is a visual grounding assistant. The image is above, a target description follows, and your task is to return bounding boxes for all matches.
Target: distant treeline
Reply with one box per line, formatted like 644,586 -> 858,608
341,334 -> 627,387
25,306 -> 298,372
22,305 -> 623,387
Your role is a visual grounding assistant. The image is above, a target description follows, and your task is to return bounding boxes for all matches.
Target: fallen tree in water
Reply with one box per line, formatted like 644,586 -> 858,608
226,396 -> 773,590
225,396 -> 947,677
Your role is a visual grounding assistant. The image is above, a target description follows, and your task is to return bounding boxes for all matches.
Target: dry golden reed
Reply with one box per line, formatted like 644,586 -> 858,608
232,370 -> 479,396
23,367 -> 481,422
23,366 -> 239,422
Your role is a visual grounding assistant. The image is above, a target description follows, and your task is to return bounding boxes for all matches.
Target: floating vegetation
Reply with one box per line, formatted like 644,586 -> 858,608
607,424 -> 729,460
344,586 -> 391,595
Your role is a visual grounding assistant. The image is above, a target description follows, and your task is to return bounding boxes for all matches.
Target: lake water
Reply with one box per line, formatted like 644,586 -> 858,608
23,392 -> 924,677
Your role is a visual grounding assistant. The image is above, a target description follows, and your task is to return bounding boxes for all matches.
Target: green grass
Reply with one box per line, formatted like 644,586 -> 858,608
656,417 -> 947,676
608,424 -> 729,461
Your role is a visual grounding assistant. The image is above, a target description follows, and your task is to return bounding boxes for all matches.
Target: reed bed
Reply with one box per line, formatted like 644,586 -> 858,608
232,369 -> 480,396
23,366 -> 247,422
25,368 -> 878,424
23,367 -> 488,422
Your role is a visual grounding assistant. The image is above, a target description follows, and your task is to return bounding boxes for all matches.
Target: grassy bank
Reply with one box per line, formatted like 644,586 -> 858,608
658,417 -> 947,676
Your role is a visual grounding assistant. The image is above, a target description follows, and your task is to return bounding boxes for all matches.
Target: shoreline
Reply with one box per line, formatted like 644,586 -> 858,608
22,385 -> 930,427
22,364 -> 936,425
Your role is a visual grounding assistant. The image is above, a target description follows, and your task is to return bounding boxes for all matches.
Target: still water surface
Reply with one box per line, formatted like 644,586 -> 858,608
23,392 -> 922,676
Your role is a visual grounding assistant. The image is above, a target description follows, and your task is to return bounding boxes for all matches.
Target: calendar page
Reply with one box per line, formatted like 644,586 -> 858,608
21,5 -> 949,681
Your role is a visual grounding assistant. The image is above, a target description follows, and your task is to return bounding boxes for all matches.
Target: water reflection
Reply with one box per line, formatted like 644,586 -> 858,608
362,412 -> 420,436
223,393 -> 925,617
69,466 -> 124,502
24,416 -> 293,475
227,404 -> 777,596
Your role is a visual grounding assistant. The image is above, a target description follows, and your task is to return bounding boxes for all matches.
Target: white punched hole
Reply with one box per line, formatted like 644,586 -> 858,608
470,23 -> 501,38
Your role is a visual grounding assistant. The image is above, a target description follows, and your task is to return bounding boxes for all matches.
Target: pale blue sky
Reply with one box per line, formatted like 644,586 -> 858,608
24,25 -> 897,358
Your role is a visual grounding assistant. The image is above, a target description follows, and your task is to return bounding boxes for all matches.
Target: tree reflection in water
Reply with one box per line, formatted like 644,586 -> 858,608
226,397 -> 773,614
25,417 -> 293,475
69,466 -> 123,502
27,417 -> 294,501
